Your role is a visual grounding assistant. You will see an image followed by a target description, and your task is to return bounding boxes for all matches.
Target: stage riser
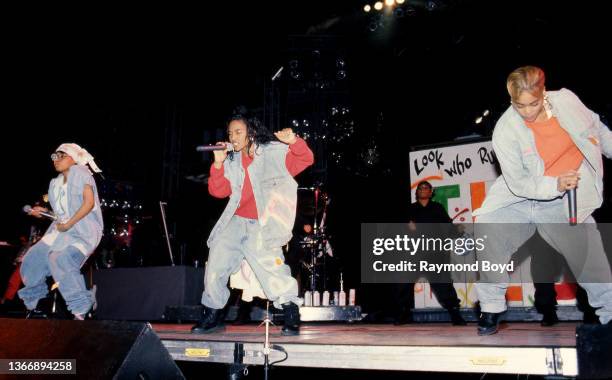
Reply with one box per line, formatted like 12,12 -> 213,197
164,305 -> 362,322
162,340 -> 578,376
153,322 -> 612,377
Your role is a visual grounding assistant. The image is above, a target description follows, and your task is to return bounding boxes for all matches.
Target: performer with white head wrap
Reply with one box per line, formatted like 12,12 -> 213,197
19,143 -> 103,320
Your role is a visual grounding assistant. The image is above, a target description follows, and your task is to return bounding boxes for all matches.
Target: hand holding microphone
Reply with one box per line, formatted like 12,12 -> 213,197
195,141 -> 234,169
557,170 -> 580,192
213,141 -> 233,168
23,205 -> 57,221
195,142 -> 233,152
557,170 -> 580,226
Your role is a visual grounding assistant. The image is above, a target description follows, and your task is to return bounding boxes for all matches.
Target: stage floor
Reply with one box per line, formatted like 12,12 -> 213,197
153,322 -> 579,376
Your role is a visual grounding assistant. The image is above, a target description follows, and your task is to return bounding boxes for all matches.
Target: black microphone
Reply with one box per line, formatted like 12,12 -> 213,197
567,188 -> 577,226
196,143 -> 233,152
23,205 -> 57,221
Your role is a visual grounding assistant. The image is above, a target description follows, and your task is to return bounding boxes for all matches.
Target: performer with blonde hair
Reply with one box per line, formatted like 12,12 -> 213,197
473,66 -> 612,335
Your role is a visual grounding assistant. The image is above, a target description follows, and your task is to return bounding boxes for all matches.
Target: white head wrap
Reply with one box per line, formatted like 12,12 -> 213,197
55,143 -> 102,174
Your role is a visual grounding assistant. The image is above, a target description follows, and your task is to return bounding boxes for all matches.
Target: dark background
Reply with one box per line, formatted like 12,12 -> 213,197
2,0 -> 611,309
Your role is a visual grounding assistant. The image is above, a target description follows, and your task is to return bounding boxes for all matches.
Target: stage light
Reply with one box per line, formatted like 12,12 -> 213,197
374,2 -> 383,10
364,4 -> 371,12
385,0 -> 395,7
483,109 -> 490,116
396,0 -> 405,3
475,116 -> 483,124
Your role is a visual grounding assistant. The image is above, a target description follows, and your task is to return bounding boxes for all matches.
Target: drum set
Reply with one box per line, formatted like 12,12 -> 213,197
293,184 -> 335,292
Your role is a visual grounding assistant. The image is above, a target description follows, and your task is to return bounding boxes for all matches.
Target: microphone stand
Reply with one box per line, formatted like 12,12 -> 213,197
259,301 -> 288,380
159,201 -> 175,266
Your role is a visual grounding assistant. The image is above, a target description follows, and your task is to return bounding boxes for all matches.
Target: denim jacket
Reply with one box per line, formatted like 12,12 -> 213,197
46,165 -> 104,254
474,89 -> 612,222
207,142 -> 298,249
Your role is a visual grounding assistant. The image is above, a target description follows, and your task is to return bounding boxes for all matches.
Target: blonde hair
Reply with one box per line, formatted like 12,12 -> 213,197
506,66 -> 545,100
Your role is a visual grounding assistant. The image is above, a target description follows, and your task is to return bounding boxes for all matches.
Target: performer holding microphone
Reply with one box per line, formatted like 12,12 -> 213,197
19,143 -> 103,320
473,66 -> 612,335
192,107 -> 314,335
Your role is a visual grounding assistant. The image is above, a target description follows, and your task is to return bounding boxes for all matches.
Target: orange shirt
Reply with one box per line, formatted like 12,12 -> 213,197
525,117 -> 583,176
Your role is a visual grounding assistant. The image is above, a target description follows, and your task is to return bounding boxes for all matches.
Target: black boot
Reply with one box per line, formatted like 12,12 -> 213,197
477,312 -> 502,336
281,302 -> 300,336
540,310 -> 559,327
25,297 -> 52,319
447,307 -> 467,326
26,308 -> 48,319
191,306 -> 225,334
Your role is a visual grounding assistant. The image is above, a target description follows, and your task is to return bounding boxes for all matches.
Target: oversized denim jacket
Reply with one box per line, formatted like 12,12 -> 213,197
46,164 -> 104,254
473,89 -> 612,222
207,142 -> 298,249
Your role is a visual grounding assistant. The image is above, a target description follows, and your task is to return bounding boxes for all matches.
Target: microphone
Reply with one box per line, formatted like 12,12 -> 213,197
567,188 -> 577,226
23,205 -> 57,221
196,143 -> 233,152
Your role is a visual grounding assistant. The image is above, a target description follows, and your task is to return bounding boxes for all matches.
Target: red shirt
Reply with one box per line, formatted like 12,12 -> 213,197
208,138 -> 314,219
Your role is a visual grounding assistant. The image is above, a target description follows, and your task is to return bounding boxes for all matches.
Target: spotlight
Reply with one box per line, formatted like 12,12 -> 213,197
475,116 -> 483,124
385,0 -> 395,6
396,0 -> 405,3
483,109 -> 490,116
374,1 -> 383,10
364,4 -> 371,12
